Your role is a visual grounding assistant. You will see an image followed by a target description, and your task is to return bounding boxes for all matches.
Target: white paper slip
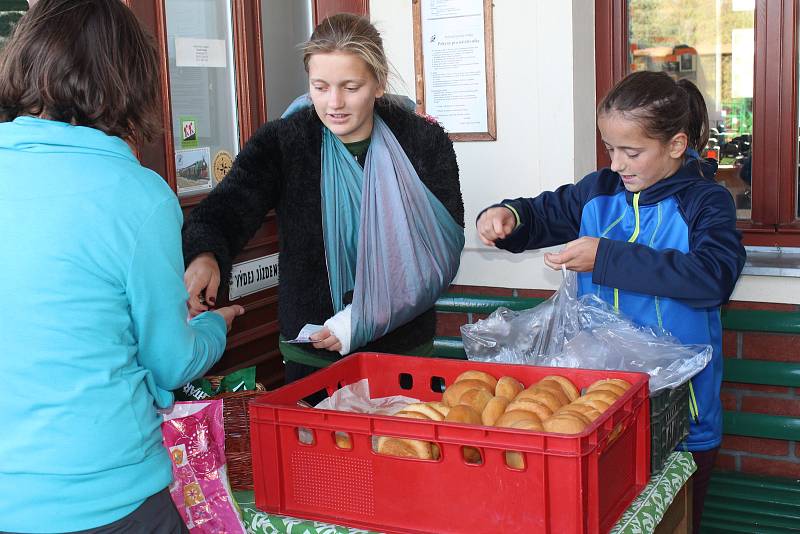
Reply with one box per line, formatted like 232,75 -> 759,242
285,324 -> 325,343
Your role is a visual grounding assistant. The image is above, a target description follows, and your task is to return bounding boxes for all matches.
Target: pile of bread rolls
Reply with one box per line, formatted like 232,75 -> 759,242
375,370 -> 631,464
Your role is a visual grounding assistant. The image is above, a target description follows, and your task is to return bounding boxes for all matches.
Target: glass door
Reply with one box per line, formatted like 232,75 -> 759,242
164,0 -> 239,198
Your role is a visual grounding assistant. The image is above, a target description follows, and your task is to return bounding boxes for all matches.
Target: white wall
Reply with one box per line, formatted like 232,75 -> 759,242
370,0 -> 799,304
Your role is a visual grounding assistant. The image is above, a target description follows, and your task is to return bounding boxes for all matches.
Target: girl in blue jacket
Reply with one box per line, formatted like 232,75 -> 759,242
477,71 -> 746,532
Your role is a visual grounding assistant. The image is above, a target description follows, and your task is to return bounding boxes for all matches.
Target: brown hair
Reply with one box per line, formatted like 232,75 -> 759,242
301,13 -> 388,90
598,71 -> 709,153
0,0 -> 161,144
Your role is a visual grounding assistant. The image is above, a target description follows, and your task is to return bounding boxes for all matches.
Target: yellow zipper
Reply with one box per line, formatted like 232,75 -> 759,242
614,192 -> 640,312
689,380 -> 700,422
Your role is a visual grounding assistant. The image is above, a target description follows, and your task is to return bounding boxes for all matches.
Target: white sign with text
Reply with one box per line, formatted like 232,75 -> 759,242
228,253 -> 279,300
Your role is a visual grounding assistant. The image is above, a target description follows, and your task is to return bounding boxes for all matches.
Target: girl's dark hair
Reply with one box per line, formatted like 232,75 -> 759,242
0,0 -> 161,144
598,71 -> 709,153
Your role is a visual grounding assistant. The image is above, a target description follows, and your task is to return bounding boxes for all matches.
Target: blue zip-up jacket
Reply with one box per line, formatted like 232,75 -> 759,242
493,156 -> 745,451
0,117 -> 228,532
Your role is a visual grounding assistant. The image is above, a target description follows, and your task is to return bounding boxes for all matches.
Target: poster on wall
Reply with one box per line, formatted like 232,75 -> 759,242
176,147 -> 212,196
413,0 -> 496,141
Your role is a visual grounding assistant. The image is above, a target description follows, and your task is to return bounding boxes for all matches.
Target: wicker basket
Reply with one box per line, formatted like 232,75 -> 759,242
208,377 -> 266,491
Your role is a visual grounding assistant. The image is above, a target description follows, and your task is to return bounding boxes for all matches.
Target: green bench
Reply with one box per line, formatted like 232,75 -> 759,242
702,310 -> 800,534
432,293 -> 800,533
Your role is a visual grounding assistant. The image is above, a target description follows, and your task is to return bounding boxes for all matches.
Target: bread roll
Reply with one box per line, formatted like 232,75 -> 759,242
588,378 -> 631,392
515,388 -> 563,412
509,418 -> 544,431
502,419 -> 544,469
454,370 -> 498,390
495,376 -> 524,400
540,375 -> 579,402
551,408 -> 591,426
573,390 -> 618,408
399,403 -> 445,421
458,388 -> 494,413
557,403 -> 602,422
506,398 -> 553,421
444,405 -> 483,463
587,382 -> 626,397
376,436 -> 433,459
377,411 -> 436,460
445,404 -> 483,425
571,396 -> 611,413
529,382 -> 570,407
543,414 -> 587,434
395,410 -> 431,420
426,401 -> 451,418
495,410 -> 542,428
442,379 -> 493,406
505,451 -> 525,470
481,396 -> 509,426
335,432 -> 352,449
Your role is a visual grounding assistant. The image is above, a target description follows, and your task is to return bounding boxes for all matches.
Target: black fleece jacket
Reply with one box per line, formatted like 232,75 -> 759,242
182,100 -> 464,358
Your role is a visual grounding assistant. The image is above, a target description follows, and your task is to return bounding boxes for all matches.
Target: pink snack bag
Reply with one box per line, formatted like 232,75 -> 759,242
162,399 -> 246,533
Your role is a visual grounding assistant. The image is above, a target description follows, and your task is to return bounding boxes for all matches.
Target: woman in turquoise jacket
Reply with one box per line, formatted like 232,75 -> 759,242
0,1 -> 243,532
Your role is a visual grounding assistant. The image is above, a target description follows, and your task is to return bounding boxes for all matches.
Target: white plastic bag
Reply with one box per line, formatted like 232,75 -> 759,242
314,378 -> 419,414
461,271 -> 712,394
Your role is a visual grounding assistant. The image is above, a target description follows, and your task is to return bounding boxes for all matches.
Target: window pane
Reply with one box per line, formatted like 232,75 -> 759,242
165,0 -> 239,197
628,0 -> 755,220
261,0 -> 313,120
0,7 -> 25,49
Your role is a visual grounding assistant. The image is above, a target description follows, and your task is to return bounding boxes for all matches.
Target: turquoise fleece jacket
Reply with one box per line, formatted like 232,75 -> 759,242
0,117 -> 227,532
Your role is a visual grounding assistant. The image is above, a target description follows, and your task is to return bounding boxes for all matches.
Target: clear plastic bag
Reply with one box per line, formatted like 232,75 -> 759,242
461,270 -> 712,394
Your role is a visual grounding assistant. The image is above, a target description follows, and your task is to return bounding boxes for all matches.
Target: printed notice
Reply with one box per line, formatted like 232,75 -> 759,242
175,37 -> 227,68
228,254 -> 279,300
422,0 -> 487,133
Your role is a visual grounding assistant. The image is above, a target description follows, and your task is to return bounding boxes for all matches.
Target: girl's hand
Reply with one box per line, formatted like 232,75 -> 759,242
211,305 -> 246,332
310,327 -> 342,352
544,237 -> 600,272
476,207 -> 517,246
184,253 -> 221,317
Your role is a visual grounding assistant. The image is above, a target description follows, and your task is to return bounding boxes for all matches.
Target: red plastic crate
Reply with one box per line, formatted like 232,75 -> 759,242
250,353 -> 650,534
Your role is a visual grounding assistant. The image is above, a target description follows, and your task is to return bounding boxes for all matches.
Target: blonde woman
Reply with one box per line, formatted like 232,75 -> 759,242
183,14 -> 464,384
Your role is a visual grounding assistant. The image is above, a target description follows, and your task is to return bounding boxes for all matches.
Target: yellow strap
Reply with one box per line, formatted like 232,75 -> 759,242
614,193 -> 641,313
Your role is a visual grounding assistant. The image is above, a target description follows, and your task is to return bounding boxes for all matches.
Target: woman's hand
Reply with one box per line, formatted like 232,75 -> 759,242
544,237 -> 600,272
211,305 -> 246,332
476,207 -> 517,246
184,253 -> 220,317
310,328 -> 342,352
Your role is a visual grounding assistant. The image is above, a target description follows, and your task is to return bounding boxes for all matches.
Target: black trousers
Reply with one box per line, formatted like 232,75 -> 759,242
691,447 -> 720,533
4,488 -> 188,534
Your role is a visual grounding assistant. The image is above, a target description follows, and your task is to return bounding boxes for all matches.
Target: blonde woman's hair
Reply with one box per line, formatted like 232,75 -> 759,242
302,13 -> 388,90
